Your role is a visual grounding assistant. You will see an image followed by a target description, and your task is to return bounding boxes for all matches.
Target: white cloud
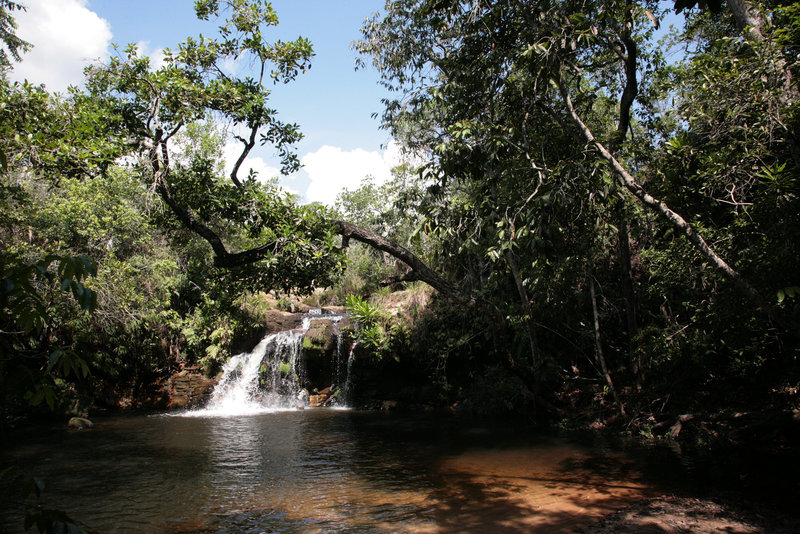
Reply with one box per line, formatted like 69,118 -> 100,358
135,41 -> 166,71
302,140 -> 412,205
9,0 -> 112,92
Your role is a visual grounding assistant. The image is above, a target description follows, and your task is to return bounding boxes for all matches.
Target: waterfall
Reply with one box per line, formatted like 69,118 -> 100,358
185,309 -> 349,416
340,342 -> 357,405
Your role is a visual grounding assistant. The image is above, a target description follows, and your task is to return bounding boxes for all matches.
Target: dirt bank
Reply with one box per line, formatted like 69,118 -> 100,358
584,495 -> 795,533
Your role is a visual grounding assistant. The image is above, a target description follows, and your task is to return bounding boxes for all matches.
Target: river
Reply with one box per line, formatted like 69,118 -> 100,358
0,408 -> 683,533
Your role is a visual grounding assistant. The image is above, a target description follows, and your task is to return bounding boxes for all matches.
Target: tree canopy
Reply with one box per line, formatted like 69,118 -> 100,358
0,0 -> 798,430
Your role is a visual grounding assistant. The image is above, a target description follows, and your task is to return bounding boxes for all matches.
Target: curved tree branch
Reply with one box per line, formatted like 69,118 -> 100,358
332,220 -> 472,303
149,154 -> 474,303
380,270 -> 421,286
558,81 -> 772,314
230,124 -> 258,188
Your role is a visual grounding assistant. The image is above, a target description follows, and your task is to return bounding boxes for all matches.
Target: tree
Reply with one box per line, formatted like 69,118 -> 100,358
0,75 -> 115,415
79,0 -> 471,307
351,0 -> 800,414
358,0 -> 799,321
0,1 -> 30,70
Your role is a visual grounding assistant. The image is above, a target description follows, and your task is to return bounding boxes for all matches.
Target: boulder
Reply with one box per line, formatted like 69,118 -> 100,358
165,367 -> 218,409
67,417 -> 94,430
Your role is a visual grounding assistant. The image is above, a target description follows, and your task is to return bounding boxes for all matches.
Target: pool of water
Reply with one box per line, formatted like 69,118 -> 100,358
2,410 -> 668,533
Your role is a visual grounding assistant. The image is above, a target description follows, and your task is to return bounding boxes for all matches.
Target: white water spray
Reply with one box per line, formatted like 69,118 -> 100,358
341,342 -> 357,403
183,310 -> 348,417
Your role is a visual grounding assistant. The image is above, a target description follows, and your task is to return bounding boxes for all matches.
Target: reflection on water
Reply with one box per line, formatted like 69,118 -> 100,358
1,411 -> 659,533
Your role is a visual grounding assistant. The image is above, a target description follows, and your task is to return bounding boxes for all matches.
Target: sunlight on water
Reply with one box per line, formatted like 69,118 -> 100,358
0,411 -> 664,534
0,308 -> 679,533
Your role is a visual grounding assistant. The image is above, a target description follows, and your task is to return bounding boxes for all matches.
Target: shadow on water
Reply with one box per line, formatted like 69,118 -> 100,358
1,410 -> 740,533
174,412 -> 658,533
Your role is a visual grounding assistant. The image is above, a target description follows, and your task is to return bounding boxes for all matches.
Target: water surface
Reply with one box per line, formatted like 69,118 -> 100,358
2,410 -> 658,533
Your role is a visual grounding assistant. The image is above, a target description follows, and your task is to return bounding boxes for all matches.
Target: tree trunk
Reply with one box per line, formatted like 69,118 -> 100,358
617,216 -> 641,390
590,277 -> 626,418
726,0 -> 766,41
504,249 -> 539,371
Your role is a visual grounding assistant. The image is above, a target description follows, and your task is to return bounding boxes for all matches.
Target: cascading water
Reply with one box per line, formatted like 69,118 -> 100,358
186,309 -> 350,416
341,342 -> 357,403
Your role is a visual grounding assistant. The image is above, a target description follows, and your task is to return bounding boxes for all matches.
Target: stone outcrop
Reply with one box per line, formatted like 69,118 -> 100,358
302,319 -> 335,390
230,310 -> 305,354
67,416 -> 94,430
301,316 -> 352,395
164,367 -> 218,409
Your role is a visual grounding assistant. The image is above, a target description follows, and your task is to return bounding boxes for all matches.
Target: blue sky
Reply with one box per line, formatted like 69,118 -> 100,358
10,0 -> 398,203
10,1 -> 685,203
88,1 -> 391,151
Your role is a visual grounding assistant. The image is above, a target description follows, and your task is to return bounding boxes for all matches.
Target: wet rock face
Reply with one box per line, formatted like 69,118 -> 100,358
298,314 -> 355,399
302,319 -> 336,391
165,368 -> 218,409
230,310 -> 306,354
305,319 -> 336,351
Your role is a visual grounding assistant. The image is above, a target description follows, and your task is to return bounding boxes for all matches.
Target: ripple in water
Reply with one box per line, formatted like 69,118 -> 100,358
0,411 -> 669,533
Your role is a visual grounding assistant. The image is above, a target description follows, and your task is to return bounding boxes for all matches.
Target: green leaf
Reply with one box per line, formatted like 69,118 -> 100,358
777,286 -> 800,303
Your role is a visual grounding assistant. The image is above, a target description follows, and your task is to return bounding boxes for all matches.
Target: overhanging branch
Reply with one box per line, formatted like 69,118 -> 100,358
150,162 -> 472,302
332,220 -> 472,302
558,80 -> 772,314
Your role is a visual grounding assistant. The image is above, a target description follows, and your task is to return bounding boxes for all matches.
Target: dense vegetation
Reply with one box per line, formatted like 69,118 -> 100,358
1,0 -> 799,530
347,0 -> 800,424
1,0 -> 798,433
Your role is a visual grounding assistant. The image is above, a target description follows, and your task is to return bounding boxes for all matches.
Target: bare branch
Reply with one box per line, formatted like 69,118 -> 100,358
230,124 -> 258,187
558,80 -> 772,313
332,219 -> 472,303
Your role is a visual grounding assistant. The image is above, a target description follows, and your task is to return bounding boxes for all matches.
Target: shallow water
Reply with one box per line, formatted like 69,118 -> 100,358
2,410 -> 662,533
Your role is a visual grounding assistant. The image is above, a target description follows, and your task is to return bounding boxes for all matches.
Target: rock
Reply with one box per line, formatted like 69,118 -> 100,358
302,320 -> 337,390
67,417 -> 94,430
309,386 -> 336,407
304,320 -> 335,351
229,310 -> 306,354
380,400 -> 399,411
297,389 -> 310,404
166,368 -> 219,409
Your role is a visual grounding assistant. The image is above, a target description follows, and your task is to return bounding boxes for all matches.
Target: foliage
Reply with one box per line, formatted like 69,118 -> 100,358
345,294 -> 388,352
1,464 -> 93,534
329,164 -> 429,301
78,1 -> 346,296
352,0 -> 800,416
0,253 -> 97,411
0,1 -> 30,69
0,0 -> 797,440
